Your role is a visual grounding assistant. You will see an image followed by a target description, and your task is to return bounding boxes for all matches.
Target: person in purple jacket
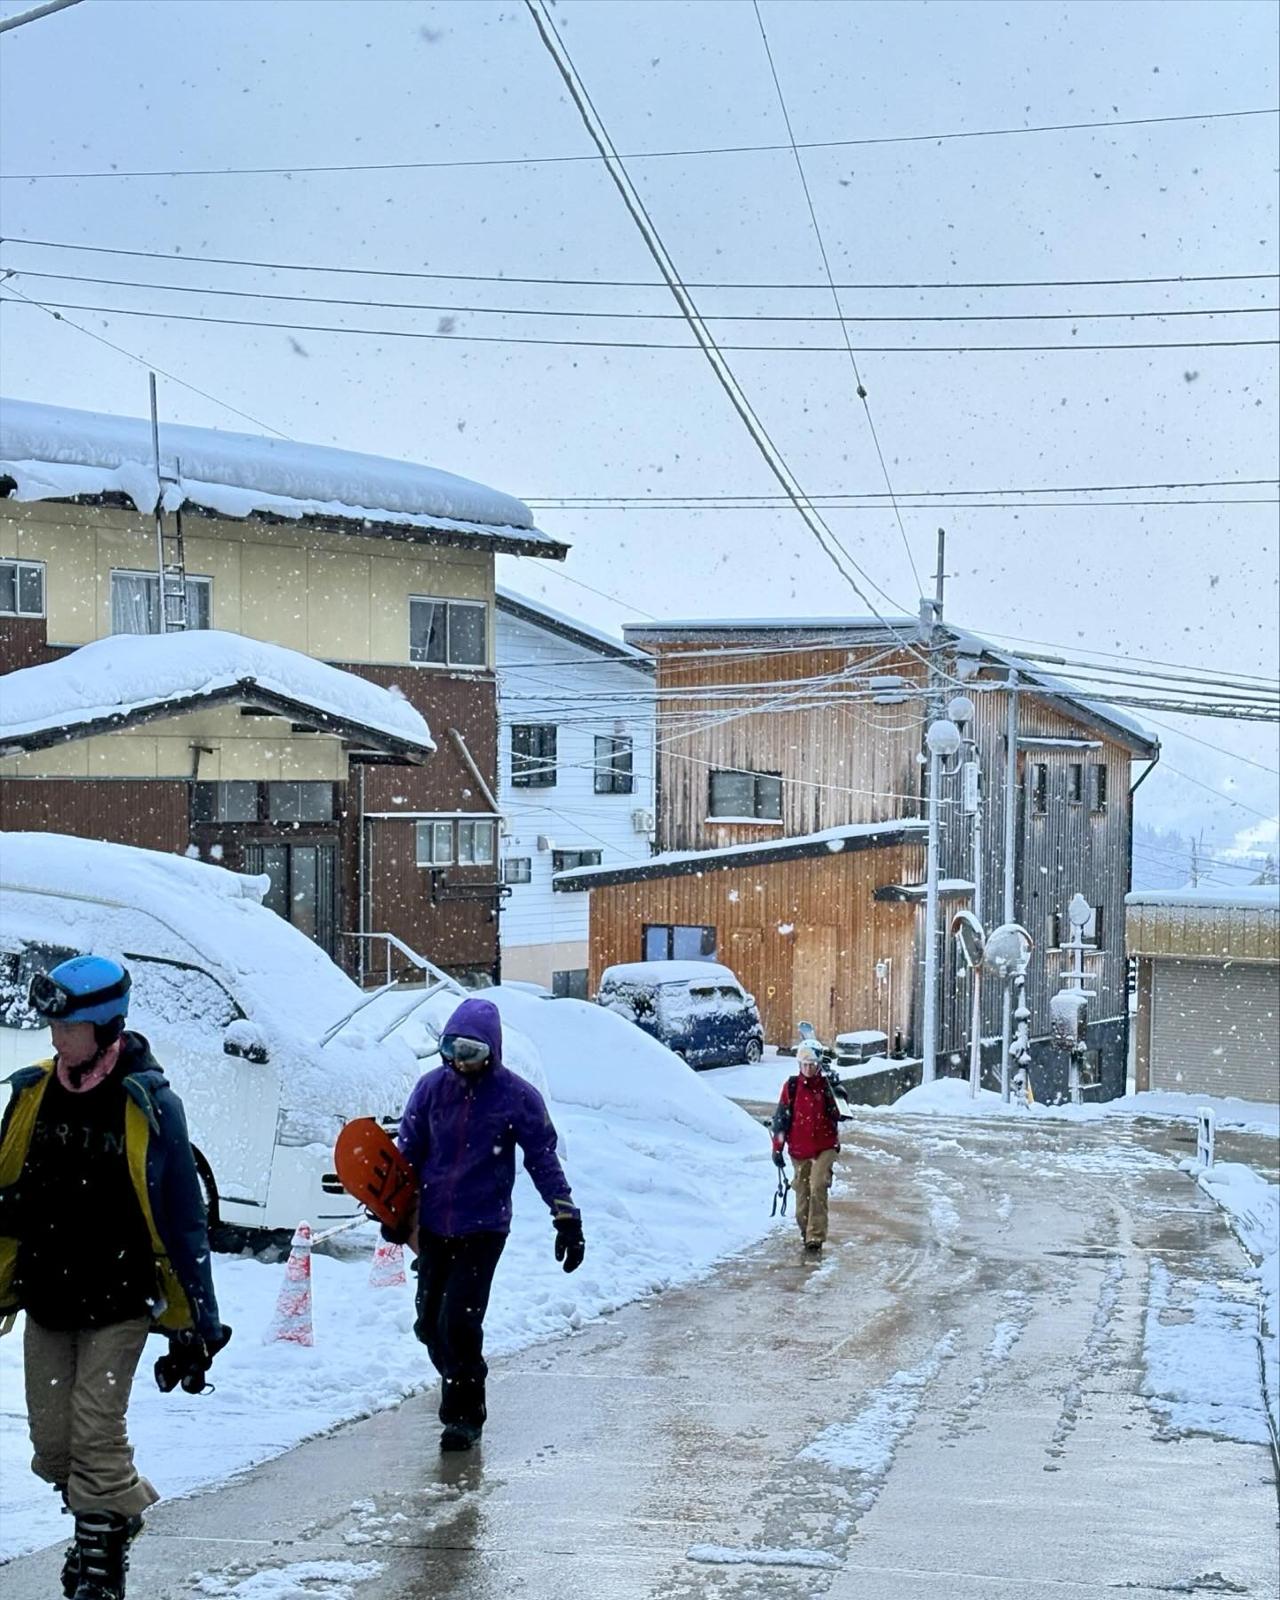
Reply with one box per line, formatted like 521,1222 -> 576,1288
394,997 -> 584,1452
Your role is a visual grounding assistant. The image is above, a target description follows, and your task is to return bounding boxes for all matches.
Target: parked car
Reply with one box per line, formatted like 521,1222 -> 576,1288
0,832 -> 442,1249
595,960 -> 764,1068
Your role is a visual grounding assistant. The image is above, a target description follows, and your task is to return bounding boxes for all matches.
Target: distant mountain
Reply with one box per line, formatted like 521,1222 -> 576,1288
1131,822 -> 1193,889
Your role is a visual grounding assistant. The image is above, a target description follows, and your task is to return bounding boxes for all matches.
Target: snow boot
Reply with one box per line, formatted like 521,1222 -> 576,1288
440,1422 -> 482,1452
56,1487 -> 79,1600
70,1510 -> 142,1600
804,1239 -> 824,1255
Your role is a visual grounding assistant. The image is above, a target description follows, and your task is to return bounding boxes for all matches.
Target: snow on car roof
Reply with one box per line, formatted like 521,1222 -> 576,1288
0,629 -> 434,757
599,961 -> 742,986
0,397 -> 566,557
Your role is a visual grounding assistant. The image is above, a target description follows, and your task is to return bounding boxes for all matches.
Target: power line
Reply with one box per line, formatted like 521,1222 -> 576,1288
521,0 -> 958,693
527,498 -> 1280,511
0,280 -> 289,438
1159,759 -> 1279,820
5,236 -> 1276,294
752,0 -> 920,594
8,294 -> 1275,354
527,475 -> 1280,502
0,0 -> 84,35
3,106 -> 1275,180
8,266 -> 1275,325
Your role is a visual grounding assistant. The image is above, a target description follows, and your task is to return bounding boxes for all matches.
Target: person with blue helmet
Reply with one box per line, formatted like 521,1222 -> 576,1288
0,954 -> 228,1600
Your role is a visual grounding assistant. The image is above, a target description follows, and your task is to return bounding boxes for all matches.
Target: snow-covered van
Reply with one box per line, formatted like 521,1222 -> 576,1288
0,833 -> 436,1245
596,960 -> 765,1068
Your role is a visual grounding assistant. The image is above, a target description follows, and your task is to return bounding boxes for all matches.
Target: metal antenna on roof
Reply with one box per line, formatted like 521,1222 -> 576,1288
149,373 -> 188,632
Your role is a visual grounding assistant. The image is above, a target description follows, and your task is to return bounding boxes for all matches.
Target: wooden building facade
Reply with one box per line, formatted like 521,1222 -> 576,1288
584,619 -> 1159,1100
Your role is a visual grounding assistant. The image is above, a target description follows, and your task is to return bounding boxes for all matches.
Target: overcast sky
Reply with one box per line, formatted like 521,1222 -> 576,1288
1,0 -> 1276,881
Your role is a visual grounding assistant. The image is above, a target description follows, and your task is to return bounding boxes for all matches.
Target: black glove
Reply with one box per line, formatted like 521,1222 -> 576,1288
772,1149 -> 786,1169
553,1215 -> 585,1274
155,1324 -> 232,1396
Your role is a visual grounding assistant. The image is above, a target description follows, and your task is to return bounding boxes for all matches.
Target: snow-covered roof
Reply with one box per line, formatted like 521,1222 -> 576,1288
599,960 -> 741,986
0,398 -> 566,560
496,587 -> 652,667
0,629 -> 435,760
555,819 -> 926,891
622,615 -> 1156,755
1126,885 -> 1280,911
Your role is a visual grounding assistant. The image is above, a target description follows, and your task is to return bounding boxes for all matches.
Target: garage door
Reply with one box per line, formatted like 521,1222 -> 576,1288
1150,959 -> 1279,1102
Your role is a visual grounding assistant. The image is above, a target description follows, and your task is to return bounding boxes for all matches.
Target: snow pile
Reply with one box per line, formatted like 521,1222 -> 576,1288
1141,1260 -> 1272,1446
1189,1160 -> 1279,1437
0,630 -> 434,752
192,1559 -> 382,1598
0,397 -> 558,549
0,991 -> 777,1561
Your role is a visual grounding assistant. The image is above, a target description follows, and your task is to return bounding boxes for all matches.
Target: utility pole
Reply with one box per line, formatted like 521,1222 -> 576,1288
999,670 -> 1019,1100
920,528 -> 946,1084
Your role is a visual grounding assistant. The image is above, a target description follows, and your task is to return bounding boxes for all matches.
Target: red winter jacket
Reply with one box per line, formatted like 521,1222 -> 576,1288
771,1071 -> 840,1161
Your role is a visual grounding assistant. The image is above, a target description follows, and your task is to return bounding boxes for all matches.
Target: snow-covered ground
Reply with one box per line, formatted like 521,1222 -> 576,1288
0,988 -> 779,1562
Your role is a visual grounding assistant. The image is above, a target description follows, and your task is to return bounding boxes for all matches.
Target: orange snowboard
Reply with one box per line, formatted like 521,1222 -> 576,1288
333,1118 -> 419,1251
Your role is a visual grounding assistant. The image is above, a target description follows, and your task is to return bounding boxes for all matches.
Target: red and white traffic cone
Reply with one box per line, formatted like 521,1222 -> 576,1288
264,1222 -> 314,1346
368,1238 -> 406,1290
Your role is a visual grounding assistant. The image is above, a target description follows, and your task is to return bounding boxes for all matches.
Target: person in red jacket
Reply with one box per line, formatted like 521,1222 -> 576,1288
771,1042 -> 842,1253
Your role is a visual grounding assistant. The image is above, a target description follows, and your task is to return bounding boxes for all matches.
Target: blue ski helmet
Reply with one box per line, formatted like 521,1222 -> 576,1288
29,955 -> 132,1029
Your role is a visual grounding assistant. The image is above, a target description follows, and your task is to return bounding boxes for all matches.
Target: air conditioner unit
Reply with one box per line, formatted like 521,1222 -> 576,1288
631,808 -> 655,834
536,835 -> 552,852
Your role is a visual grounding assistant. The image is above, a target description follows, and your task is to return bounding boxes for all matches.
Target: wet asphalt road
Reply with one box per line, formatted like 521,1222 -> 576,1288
4,1109 -> 1277,1599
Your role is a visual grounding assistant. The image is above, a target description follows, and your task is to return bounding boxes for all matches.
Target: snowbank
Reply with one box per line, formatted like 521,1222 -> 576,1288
0,629 -> 434,753
0,397 -> 560,551
0,991 -> 777,1560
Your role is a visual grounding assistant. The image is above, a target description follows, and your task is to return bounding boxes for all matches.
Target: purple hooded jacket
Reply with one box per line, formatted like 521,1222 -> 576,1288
397,998 -> 578,1237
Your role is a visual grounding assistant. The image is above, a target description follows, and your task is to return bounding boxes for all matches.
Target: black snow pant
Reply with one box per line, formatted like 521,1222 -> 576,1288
414,1229 -> 507,1429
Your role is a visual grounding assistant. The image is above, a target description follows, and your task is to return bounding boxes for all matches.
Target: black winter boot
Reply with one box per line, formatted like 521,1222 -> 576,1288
71,1511 -> 142,1600
57,1487 -> 79,1600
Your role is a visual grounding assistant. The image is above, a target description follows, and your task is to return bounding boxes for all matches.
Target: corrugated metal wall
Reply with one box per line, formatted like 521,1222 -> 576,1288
1150,959 -> 1279,1102
0,777 -> 190,852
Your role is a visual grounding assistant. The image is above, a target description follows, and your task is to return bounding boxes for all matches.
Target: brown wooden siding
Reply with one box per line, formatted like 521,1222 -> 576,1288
1127,901 -> 1280,963
585,840 -> 923,1047
0,616 -> 60,673
0,777 -> 190,852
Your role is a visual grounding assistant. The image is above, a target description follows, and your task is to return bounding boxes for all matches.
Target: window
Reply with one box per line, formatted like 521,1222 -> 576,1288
457,820 -> 496,866
409,597 -> 487,667
192,781 -> 259,823
415,820 -> 454,866
511,724 -> 557,788
594,735 -> 634,795
111,570 -> 211,634
0,559 -> 44,617
1032,764 -> 1049,815
553,849 -> 602,873
708,769 -> 783,821
267,782 -> 334,823
1092,763 -> 1108,813
1069,764 -> 1084,804
643,924 -> 718,962
503,857 -> 532,884
128,956 -> 242,1032
552,969 -> 590,1000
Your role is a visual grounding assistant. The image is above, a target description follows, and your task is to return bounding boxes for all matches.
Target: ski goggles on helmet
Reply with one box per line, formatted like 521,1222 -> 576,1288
440,1034 -> 491,1066
28,966 -> 131,1022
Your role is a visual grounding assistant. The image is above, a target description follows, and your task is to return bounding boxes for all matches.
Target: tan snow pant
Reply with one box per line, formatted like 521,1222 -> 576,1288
24,1315 -> 159,1517
792,1147 -> 837,1245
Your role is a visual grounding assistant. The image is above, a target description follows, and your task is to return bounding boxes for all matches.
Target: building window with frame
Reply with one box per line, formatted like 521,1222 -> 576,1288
644,924 -> 718,962
1068,763 -> 1084,804
267,782 -> 335,823
0,559 -> 45,617
192,780 -> 259,824
415,820 -> 455,866
552,969 -> 590,999
708,768 -> 783,821
511,724 -> 557,788
552,849 -> 602,874
502,857 -> 532,885
111,570 -> 212,634
408,597 -> 487,668
1092,763 -> 1109,813
594,735 -> 634,795
457,819 -> 496,866
1031,764 -> 1049,815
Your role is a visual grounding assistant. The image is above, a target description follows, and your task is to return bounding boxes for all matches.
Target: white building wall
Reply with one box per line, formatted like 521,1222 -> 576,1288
496,608 -> 655,987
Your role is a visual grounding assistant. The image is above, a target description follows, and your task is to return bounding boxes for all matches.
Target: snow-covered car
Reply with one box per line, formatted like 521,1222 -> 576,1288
0,833 -> 437,1246
595,960 -> 765,1068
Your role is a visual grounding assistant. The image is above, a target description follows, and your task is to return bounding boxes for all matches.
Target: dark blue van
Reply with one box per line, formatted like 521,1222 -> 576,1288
596,960 -> 765,1069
